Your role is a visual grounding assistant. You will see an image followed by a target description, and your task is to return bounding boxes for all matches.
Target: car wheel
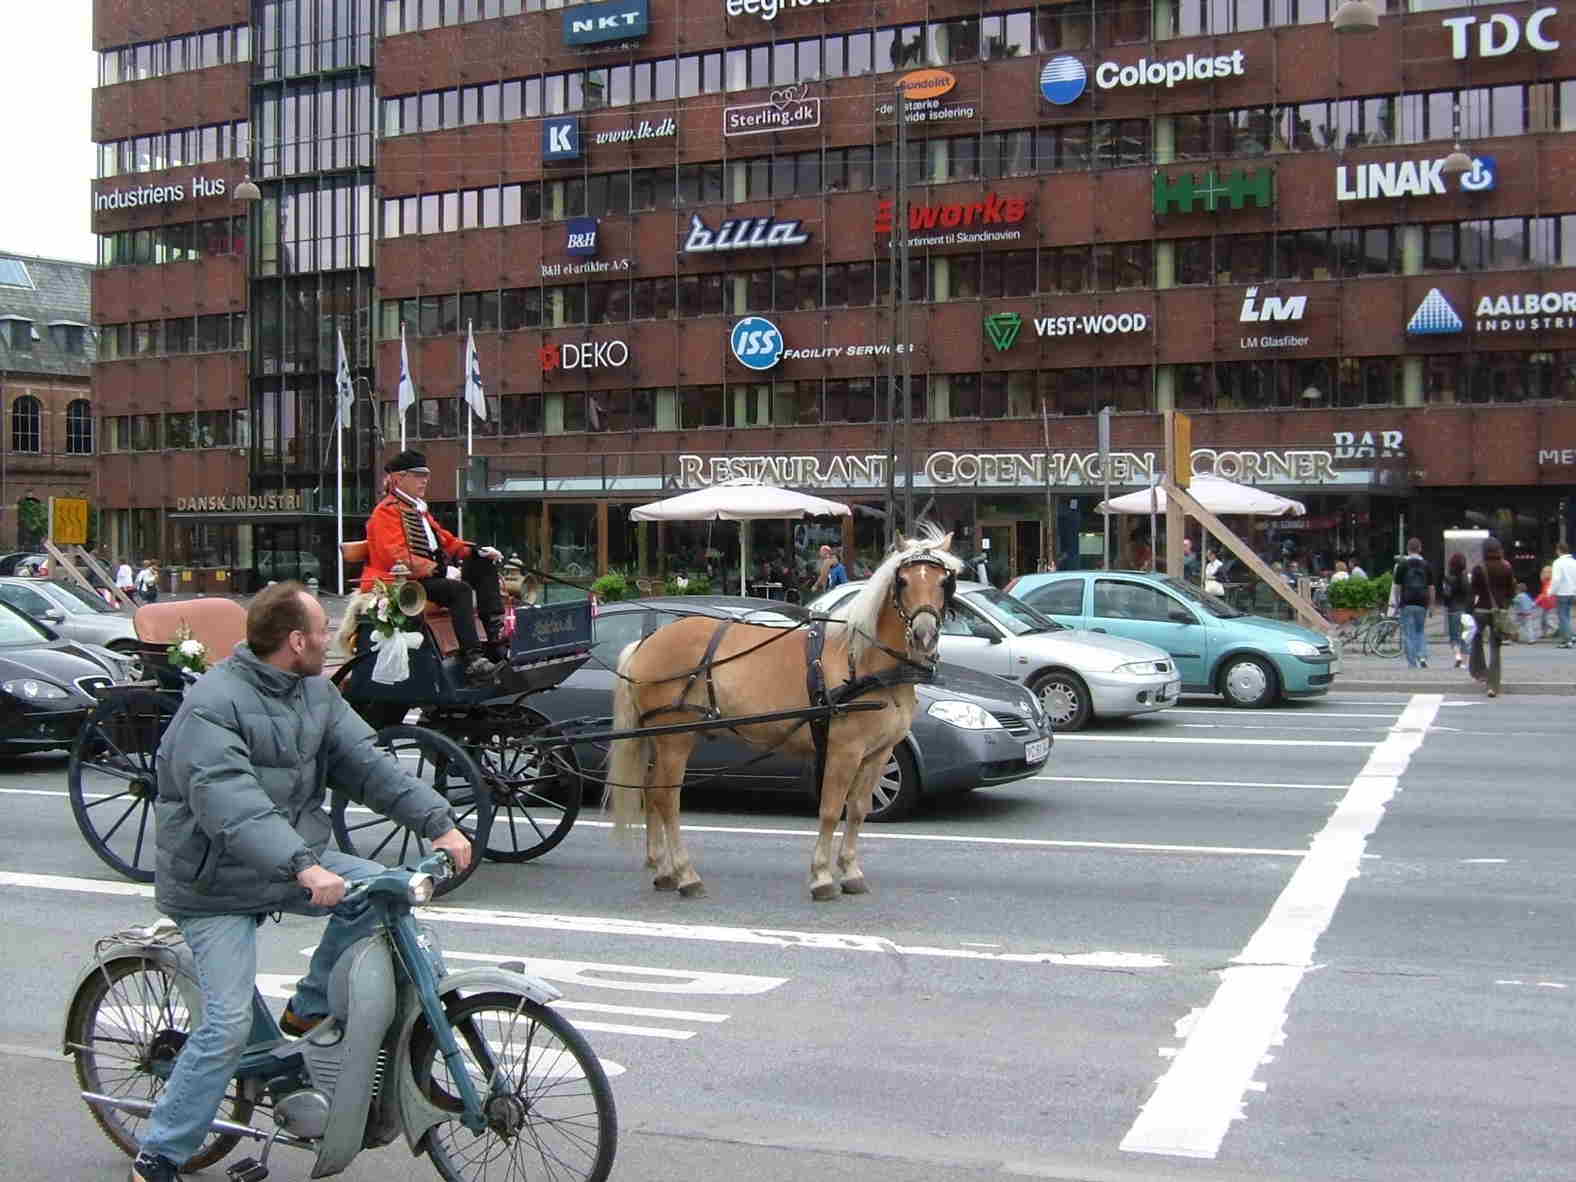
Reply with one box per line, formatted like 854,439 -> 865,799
866,744 -> 920,823
1220,654 -> 1278,708
1029,669 -> 1092,732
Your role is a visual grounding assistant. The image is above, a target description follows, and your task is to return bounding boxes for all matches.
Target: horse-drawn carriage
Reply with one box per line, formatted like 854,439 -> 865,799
67,529 -> 968,903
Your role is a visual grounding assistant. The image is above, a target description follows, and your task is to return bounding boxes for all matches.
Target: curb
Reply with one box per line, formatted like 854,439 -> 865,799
1336,679 -> 1576,696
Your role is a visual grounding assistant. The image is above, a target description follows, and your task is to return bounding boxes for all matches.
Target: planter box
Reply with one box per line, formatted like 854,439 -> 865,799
1329,607 -> 1367,624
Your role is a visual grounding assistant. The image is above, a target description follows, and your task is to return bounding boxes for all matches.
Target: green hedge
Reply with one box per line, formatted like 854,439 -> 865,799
1328,572 -> 1393,611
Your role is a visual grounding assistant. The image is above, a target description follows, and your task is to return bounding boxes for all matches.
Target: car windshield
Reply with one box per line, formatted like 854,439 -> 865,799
0,601 -> 51,644
42,582 -> 115,614
1158,575 -> 1245,618
965,588 -> 1064,634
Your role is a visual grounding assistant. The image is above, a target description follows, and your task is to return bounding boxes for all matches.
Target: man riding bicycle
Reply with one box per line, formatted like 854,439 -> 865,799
131,582 -> 472,1182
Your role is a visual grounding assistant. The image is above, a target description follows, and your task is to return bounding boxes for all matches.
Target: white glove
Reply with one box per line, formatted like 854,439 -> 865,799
475,546 -> 502,562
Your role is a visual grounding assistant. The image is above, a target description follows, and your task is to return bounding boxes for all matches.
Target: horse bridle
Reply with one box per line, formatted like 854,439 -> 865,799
874,551 -> 957,669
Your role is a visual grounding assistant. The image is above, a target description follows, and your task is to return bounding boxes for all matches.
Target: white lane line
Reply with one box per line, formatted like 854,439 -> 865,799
1176,723 -> 1389,733
1163,708 -> 1401,719
0,871 -> 1169,969
571,820 -> 1309,857
1055,735 -> 1375,747
1033,776 -> 1345,792
1120,692 -> 1443,1161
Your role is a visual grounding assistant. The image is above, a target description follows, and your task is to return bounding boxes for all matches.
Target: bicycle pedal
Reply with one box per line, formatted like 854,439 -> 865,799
226,1158 -> 268,1182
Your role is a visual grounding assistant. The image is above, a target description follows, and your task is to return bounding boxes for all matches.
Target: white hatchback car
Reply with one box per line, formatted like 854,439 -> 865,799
807,580 -> 1180,731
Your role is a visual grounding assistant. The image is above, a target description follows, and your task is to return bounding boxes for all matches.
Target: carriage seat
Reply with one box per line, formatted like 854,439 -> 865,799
134,598 -> 249,660
339,539 -> 465,657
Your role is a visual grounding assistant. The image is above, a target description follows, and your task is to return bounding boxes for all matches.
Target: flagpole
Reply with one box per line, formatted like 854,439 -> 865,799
336,418 -> 345,596
334,329 -> 352,598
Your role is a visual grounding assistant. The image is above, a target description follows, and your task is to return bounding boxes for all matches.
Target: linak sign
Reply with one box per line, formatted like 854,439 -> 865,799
563,0 -> 649,46
874,192 -> 1029,247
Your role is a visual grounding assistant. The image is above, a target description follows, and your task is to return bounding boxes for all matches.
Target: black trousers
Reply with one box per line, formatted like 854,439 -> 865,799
419,552 -> 504,654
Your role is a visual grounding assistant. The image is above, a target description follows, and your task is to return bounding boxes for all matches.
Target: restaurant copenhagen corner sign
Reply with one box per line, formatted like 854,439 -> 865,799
676,439 -> 1401,490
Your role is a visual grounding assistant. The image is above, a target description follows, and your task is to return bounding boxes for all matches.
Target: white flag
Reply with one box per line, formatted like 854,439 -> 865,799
334,329 -> 354,429
463,320 -> 487,422
397,323 -> 417,417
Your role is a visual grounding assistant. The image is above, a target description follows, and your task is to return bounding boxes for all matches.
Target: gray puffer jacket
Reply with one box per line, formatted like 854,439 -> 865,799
154,644 -> 455,917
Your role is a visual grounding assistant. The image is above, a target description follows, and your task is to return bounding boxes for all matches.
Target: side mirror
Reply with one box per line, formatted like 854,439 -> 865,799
43,608 -> 65,623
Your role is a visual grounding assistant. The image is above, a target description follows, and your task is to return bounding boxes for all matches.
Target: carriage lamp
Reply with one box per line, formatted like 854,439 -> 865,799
407,873 -> 435,904
927,700 -> 1003,730
2,678 -> 69,700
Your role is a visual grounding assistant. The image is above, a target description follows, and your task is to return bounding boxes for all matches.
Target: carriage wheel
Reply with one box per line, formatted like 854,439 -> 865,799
471,707 -> 583,863
68,690 -> 178,883
331,725 -> 490,898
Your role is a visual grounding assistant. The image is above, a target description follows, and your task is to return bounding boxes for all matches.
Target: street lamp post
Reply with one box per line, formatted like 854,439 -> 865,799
885,80 -> 914,547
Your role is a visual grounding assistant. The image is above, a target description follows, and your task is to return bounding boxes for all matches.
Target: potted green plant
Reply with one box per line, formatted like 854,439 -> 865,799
591,570 -> 633,603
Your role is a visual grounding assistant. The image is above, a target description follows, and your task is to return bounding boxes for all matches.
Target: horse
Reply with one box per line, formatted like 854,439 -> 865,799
605,527 -> 960,901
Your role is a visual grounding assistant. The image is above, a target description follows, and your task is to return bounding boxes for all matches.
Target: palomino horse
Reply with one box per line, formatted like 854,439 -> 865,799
606,528 -> 961,901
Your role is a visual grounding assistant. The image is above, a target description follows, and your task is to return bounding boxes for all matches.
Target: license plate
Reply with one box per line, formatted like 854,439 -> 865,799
1157,680 -> 1180,702
1024,737 -> 1049,763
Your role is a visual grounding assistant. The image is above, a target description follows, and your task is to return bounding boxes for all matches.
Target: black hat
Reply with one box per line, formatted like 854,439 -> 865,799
384,450 -> 429,474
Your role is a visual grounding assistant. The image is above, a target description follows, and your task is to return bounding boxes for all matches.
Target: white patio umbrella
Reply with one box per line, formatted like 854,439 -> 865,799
1095,472 -> 1307,517
631,478 -> 852,596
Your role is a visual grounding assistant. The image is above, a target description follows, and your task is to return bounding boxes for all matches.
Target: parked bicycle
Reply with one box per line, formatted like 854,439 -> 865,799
1332,610 -> 1402,658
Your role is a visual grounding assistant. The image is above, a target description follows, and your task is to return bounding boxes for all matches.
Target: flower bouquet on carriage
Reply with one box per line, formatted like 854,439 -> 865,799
166,620 -> 209,688
364,576 -> 426,685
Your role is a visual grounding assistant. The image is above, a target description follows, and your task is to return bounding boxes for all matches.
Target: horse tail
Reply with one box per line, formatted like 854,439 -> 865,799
605,640 -> 648,840
334,592 -> 371,659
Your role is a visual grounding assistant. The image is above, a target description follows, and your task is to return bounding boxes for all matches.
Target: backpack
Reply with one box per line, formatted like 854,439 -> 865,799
1399,557 -> 1430,604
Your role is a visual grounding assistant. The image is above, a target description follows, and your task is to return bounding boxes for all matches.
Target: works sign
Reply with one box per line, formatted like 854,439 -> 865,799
874,193 -> 1030,247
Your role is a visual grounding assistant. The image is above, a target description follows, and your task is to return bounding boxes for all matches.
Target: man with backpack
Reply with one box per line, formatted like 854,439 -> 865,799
1393,537 -> 1435,669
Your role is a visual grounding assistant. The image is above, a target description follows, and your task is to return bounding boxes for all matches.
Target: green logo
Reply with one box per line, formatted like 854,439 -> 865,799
1153,167 -> 1275,215
984,312 -> 1023,352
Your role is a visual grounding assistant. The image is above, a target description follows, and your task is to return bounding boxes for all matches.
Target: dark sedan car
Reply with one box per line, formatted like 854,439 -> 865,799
0,600 -> 136,755
531,596 -> 1053,821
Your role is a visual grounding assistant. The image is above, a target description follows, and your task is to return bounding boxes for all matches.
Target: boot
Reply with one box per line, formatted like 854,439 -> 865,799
463,651 -> 499,684
483,614 -> 510,661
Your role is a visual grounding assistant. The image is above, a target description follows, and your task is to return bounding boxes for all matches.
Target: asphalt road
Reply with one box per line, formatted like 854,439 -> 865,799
2,690 -> 1572,1182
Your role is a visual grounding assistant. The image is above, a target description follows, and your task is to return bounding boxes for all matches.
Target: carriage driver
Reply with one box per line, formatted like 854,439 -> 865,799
364,449 -> 506,683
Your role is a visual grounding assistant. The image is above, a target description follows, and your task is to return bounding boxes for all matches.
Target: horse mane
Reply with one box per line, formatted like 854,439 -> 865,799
834,522 -> 962,668
335,590 -> 377,659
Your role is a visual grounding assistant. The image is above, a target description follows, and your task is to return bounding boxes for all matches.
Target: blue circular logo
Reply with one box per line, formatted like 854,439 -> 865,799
730,317 -> 784,371
1039,56 -> 1087,105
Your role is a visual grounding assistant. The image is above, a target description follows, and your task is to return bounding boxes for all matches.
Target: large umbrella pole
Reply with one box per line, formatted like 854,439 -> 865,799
740,522 -> 750,597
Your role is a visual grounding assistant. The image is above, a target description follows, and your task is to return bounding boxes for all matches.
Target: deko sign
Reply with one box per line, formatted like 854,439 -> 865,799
540,340 -> 629,371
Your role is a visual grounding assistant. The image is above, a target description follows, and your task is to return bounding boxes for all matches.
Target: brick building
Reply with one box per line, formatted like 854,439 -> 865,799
0,252 -> 97,554
91,0 -> 1576,594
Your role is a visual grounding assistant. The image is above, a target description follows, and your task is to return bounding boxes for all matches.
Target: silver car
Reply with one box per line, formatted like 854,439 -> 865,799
808,580 -> 1179,731
0,577 -> 139,653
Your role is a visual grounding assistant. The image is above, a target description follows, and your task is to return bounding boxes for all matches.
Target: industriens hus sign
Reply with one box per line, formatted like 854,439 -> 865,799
95,175 -> 227,211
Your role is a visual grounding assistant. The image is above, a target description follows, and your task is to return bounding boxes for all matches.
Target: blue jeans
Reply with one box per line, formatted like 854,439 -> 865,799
1400,604 -> 1428,667
1559,596 -> 1574,642
139,850 -> 383,1166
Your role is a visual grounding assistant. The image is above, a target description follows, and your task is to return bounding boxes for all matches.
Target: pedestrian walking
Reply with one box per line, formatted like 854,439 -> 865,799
114,559 -> 136,602
811,544 -> 834,593
1441,552 -> 1474,669
1469,538 -> 1516,698
826,547 -> 849,590
135,559 -> 160,604
1551,542 -> 1576,648
1392,538 -> 1434,669
1535,564 -> 1559,639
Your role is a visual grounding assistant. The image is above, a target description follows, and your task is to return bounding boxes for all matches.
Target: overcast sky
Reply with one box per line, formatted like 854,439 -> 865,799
1,6 -> 97,263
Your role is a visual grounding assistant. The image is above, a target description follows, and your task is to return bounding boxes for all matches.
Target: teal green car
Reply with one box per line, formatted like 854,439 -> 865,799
1008,571 -> 1338,707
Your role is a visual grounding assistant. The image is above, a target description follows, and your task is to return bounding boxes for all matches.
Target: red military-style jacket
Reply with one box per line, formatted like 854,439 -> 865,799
360,493 -> 474,589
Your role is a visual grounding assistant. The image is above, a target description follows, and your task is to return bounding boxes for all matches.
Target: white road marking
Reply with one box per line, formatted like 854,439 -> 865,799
1,871 -> 1169,969
1461,858 -> 1508,864
1120,692 -> 1442,1161
1034,776 -> 1345,792
1176,723 -> 1389,733
1054,734 -> 1375,747
1163,708 -> 1401,720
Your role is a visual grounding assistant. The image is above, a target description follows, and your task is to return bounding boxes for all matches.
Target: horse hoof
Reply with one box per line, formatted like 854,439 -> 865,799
810,882 -> 840,902
652,874 -> 677,891
678,881 -> 707,899
840,876 -> 869,895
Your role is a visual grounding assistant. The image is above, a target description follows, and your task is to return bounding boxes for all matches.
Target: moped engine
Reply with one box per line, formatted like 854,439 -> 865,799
272,1087 -> 331,1139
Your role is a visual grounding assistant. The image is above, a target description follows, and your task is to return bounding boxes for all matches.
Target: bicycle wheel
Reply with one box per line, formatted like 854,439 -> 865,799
68,690 -> 178,882
68,956 -> 253,1170
472,707 -> 583,863
331,725 -> 490,898
1366,617 -> 1402,658
414,991 -> 617,1182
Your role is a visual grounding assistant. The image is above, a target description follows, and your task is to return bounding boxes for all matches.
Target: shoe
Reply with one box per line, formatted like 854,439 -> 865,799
1487,689 -> 1498,698
464,653 -> 499,684
131,1152 -> 178,1182
1455,656 -> 1463,668
279,1003 -> 324,1037
1419,659 -> 1428,669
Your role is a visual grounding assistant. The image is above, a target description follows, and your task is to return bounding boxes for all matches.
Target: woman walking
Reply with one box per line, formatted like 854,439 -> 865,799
1441,552 -> 1473,669
1469,538 -> 1517,698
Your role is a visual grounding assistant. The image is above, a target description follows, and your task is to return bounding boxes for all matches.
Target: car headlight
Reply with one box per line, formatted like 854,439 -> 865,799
927,700 -> 1003,730
1115,660 -> 1165,675
2,678 -> 70,700
1285,640 -> 1320,657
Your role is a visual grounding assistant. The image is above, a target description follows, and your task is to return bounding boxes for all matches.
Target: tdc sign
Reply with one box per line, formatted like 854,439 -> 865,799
730,317 -> 784,370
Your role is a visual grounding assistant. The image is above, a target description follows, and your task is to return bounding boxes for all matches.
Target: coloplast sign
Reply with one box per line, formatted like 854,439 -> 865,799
730,317 -> 784,370
1040,50 -> 1244,103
